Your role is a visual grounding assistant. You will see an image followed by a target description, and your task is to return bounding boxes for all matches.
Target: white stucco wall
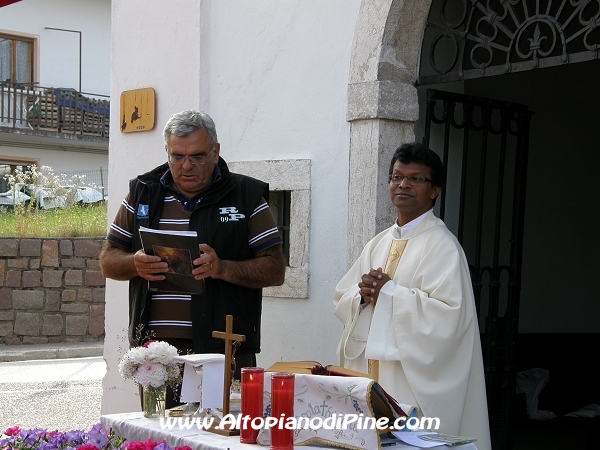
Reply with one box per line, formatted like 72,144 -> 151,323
0,144 -> 107,174
206,1 -> 360,365
102,0 -> 361,413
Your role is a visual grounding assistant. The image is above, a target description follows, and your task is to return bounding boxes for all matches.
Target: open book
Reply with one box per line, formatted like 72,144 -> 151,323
265,360 -> 408,421
138,226 -> 205,295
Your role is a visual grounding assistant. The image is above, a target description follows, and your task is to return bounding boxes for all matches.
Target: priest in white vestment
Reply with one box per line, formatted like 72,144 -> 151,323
334,143 -> 491,450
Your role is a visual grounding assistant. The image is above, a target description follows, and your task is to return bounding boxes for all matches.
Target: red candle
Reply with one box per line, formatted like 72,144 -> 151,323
240,367 -> 265,444
270,373 -> 295,450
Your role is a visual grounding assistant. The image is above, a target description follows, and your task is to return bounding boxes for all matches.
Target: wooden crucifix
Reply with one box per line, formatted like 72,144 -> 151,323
212,314 -> 246,417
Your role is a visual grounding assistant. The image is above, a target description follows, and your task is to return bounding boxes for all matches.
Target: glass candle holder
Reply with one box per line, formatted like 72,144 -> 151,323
240,367 -> 265,444
270,372 -> 295,450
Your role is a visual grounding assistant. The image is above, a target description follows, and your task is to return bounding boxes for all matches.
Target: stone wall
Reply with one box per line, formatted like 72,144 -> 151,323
0,237 -> 106,345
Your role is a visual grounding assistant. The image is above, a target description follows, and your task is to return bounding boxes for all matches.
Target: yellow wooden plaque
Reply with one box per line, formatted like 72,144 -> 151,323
119,88 -> 156,133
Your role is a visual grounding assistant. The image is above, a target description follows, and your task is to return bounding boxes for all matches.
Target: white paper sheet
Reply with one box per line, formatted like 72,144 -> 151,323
391,431 -> 445,448
178,363 -> 202,403
391,431 -> 478,448
173,353 -> 225,366
175,354 -> 225,409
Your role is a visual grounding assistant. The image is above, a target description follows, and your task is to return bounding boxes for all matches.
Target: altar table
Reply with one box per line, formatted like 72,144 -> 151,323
101,412 -> 478,450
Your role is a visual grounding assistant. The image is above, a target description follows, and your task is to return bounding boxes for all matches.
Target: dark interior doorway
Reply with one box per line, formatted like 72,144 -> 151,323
416,45 -> 600,450
421,88 -> 533,450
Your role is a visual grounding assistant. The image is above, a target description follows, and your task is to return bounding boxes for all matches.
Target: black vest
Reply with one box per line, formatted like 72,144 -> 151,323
127,158 -> 269,355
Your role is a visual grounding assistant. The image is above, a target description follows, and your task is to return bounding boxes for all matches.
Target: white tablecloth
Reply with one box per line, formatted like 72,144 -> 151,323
101,412 -> 478,450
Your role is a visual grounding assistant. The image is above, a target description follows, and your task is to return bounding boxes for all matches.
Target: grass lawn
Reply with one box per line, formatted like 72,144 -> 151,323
0,203 -> 107,238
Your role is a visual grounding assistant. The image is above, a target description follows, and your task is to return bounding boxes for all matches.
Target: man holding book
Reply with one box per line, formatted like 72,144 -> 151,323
333,143 -> 491,450
100,110 -> 286,405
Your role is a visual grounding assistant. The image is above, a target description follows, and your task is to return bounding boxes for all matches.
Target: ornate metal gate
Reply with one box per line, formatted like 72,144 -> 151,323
422,89 -> 533,450
418,0 -> 600,85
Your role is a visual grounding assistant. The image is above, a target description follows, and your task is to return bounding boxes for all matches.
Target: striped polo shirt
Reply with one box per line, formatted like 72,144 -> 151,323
107,172 -> 282,340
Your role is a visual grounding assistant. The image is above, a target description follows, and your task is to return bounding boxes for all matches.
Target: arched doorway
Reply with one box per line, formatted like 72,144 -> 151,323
347,1 -> 600,449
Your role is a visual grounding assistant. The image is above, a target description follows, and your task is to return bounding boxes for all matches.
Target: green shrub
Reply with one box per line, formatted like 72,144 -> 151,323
0,165 -> 107,237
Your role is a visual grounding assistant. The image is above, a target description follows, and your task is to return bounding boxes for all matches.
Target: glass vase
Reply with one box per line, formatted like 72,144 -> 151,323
143,384 -> 167,418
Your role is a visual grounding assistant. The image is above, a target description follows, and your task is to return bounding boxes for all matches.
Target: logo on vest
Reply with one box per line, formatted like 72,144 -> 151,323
219,206 -> 245,222
137,204 -> 149,219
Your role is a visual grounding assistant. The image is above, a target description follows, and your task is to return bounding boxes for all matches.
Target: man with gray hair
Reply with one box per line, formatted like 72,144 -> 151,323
100,110 -> 285,406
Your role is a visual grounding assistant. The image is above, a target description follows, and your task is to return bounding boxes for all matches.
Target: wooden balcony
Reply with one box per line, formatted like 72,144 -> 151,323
0,83 -> 110,139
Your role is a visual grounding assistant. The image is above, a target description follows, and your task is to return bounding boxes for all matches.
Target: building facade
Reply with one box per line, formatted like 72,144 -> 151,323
104,1 -> 599,448
0,0 -> 110,194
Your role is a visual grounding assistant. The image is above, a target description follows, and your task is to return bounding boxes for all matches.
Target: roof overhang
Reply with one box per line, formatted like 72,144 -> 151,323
0,0 -> 21,7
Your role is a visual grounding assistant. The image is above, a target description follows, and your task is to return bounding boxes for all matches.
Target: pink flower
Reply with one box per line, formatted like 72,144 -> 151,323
142,340 -> 157,348
4,426 -> 20,436
174,447 -> 192,450
77,445 -> 98,450
126,438 -> 163,450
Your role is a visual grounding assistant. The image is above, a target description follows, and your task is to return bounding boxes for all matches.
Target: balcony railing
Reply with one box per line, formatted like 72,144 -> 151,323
0,82 -> 110,138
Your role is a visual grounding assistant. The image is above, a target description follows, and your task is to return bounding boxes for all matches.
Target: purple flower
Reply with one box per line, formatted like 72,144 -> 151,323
64,429 -> 85,443
85,428 -> 109,448
19,430 -> 40,447
0,423 -> 180,450
153,443 -> 172,450
88,424 -> 103,435
38,440 -> 60,450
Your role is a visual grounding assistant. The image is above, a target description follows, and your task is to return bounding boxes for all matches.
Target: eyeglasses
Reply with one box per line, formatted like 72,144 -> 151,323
167,147 -> 215,165
389,174 -> 433,185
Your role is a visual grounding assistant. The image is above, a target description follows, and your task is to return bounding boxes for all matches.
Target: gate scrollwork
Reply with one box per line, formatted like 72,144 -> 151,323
419,0 -> 600,84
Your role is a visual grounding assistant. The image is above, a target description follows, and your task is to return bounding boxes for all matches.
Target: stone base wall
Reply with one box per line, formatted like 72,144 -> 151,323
0,237 -> 106,345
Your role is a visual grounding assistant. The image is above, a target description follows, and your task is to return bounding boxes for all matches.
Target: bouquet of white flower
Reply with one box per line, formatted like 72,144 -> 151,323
118,340 -> 182,389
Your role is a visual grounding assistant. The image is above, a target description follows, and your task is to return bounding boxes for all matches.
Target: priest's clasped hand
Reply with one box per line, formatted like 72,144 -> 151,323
358,267 -> 391,304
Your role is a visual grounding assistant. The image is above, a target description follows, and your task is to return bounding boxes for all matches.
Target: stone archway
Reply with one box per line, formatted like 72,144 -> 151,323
347,2 -> 600,450
345,0 -> 433,264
